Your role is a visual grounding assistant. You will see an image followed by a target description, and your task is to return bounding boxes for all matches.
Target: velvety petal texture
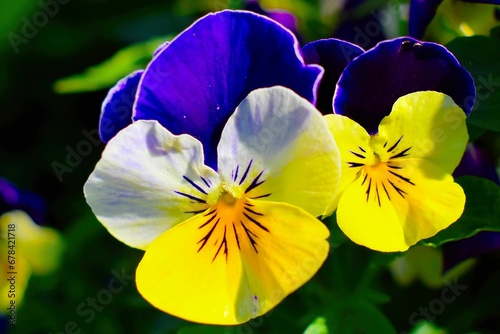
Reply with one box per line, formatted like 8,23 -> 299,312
99,70 -> 143,143
327,91 -> 468,252
333,37 -> 475,134
302,39 -> 364,114
84,121 -> 221,250
134,10 -> 322,169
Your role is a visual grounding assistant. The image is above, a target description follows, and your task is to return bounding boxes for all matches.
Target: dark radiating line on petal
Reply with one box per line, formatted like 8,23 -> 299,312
387,136 -> 403,153
389,170 -> 415,185
232,223 -> 240,249
233,165 -> 239,182
383,141 -> 388,148
382,182 -> 391,201
361,174 -> 368,186
244,207 -> 263,216
197,218 -> 220,252
184,209 -> 206,215
243,212 -> 270,232
366,178 -> 372,202
359,147 -> 366,153
245,202 -> 255,207
204,209 -> 216,217
212,225 -> 228,262
200,176 -> 211,188
348,162 -> 365,168
387,165 -> 403,170
175,191 -> 206,203
375,184 -> 381,207
250,193 -> 271,199
183,176 -> 208,195
390,147 -> 411,159
241,221 -> 258,253
239,160 -> 253,185
349,150 -> 366,159
245,170 -> 266,194
389,180 -> 407,198
199,213 -> 217,229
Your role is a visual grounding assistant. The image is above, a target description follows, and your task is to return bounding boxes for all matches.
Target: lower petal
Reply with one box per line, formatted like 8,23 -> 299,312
136,200 -> 329,324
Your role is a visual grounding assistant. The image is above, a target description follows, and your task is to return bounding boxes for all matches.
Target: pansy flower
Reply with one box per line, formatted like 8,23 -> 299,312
85,86 -> 340,324
0,179 -> 64,312
303,37 -> 475,251
409,0 -> 500,39
86,10 -> 341,324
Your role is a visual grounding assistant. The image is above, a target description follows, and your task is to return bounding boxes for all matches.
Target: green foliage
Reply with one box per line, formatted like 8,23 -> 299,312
447,34 -> 500,132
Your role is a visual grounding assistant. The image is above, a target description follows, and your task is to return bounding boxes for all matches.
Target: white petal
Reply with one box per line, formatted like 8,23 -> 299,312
217,86 -> 341,217
84,120 -> 221,250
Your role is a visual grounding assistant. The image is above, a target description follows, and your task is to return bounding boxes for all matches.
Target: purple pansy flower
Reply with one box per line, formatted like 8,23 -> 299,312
409,0 -> 500,39
244,0 -> 300,40
0,178 -> 46,225
303,37 -> 475,134
99,10 -> 322,170
443,144 -> 500,270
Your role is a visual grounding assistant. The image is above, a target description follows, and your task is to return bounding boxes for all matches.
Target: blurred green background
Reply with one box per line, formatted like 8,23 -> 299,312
1,0 -> 500,333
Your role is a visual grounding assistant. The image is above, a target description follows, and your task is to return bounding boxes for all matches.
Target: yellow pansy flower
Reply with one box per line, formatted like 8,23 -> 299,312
325,91 -> 468,252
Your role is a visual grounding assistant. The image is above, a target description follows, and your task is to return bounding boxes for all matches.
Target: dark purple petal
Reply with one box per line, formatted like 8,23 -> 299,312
134,10 -> 322,169
443,232 -> 500,271
153,41 -> 170,57
454,143 -> 500,184
0,178 -> 46,225
99,70 -> 143,143
333,37 -> 475,134
408,0 -> 443,39
244,0 -> 299,38
302,39 -> 364,114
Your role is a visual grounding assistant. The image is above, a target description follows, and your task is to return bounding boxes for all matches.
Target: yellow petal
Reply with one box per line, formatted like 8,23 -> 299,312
136,199 -> 329,324
337,159 -> 465,252
377,91 -> 468,173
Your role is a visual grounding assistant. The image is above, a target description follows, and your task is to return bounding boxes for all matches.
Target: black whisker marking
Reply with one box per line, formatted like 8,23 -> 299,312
382,182 -> 391,201
200,176 -> 211,188
174,191 -> 206,203
366,178 -> 372,202
348,162 -> 365,168
183,176 -> 208,195
197,218 -> 220,252
389,180 -> 407,198
232,223 -> 240,249
375,183 -> 381,207
233,165 -> 239,182
184,209 -> 207,215
361,174 -> 368,186
387,165 -> 403,169
390,147 -> 411,159
199,213 -> 218,229
239,160 -> 253,185
212,225 -> 228,262
349,150 -> 366,159
241,222 -> 258,253
250,193 -> 271,199
245,170 -> 266,194
244,207 -> 263,216
389,170 -> 415,185
244,212 -> 269,232
387,136 -> 403,153
359,146 -> 366,153
204,209 -> 216,217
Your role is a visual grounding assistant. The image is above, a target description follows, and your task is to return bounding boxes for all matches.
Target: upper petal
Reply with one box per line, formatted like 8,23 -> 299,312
134,10 -> 323,170
217,86 -> 341,217
333,37 -> 475,134
408,0 -> 443,39
302,39 -> 364,114
99,70 -> 143,143
84,120 -> 221,250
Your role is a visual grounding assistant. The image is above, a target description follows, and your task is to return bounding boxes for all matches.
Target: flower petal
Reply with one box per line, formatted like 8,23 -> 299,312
333,37 -> 475,134
377,91 -> 468,173
134,10 -> 323,169
337,159 -> 465,252
84,120 -> 221,250
136,199 -> 329,324
217,86 -> 341,217
408,0 -> 443,39
99,70 -> 143,143
453,143 -> 500,184
0,178 -> 46,225
302,39 -> 364,114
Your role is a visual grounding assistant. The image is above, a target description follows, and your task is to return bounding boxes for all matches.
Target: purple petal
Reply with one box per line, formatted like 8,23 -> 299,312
454,143 -> 500,184
302,39 -> 364,114
244,0 -> 299,37
99,70 -> 143,143
443,231 -> 500,271
408,0 -> 443,39
0,178 -> 46,225
333,37 -> 475,134
134,10 -> 322,169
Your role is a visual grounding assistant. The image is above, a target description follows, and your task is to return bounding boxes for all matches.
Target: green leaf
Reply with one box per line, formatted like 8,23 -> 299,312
351,300 -> 397,334
423,176 -> 500,247
53,35 -> 171,94
304,316 -> 329,334
446,36 -> 500,132
410,321 -> 446,334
